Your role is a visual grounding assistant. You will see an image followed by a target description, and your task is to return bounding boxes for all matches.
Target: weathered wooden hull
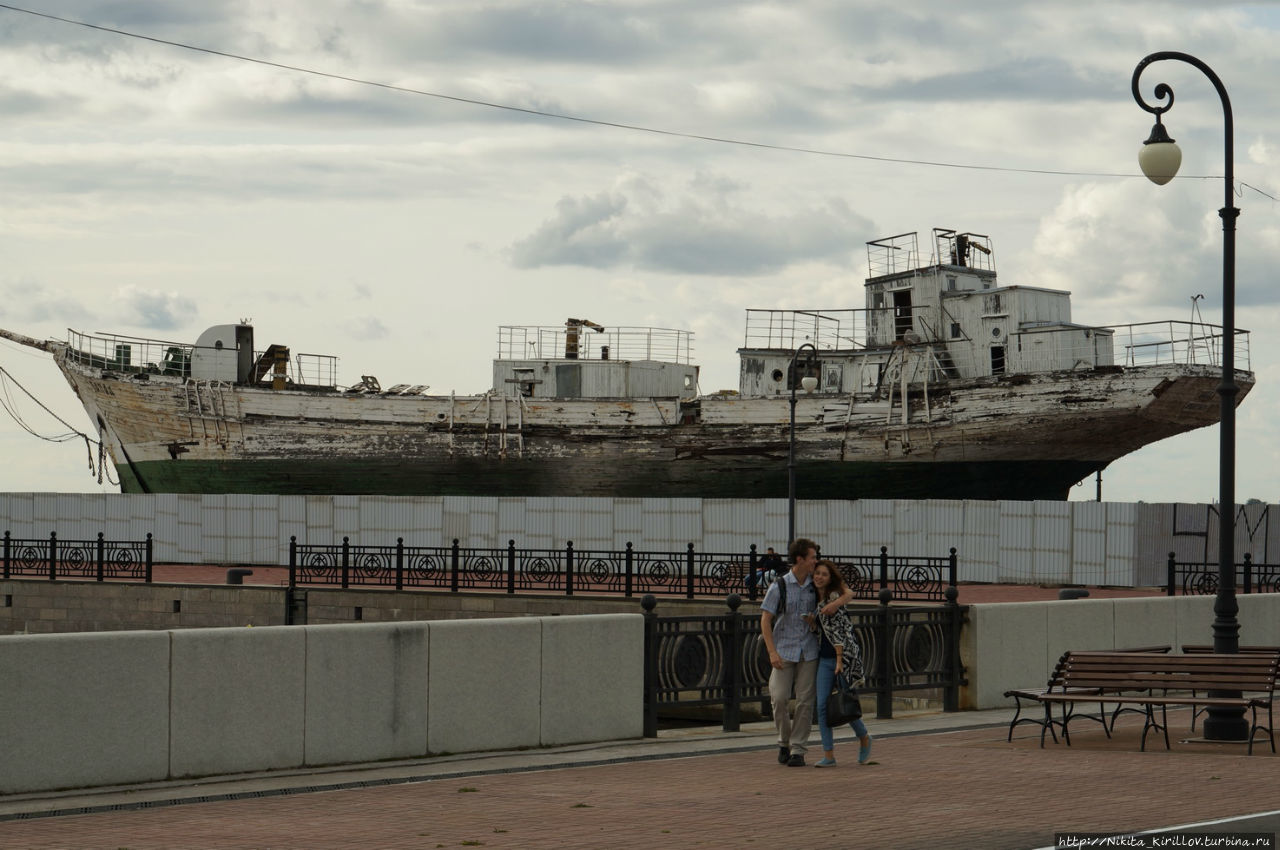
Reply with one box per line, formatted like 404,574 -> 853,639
53,348 -> 1251,500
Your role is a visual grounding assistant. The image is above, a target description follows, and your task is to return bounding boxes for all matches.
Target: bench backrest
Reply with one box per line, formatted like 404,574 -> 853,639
1181,645 -> 1280,654
1041,646 -> 1171,688
1059,651 -> 1280,694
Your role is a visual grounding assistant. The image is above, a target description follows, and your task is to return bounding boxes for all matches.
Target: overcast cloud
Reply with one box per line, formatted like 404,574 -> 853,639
0,0 -> 1278,503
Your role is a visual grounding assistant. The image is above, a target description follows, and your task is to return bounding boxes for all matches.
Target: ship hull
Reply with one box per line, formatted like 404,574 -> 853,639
111,455 -> 1103,500
49,344 -> 1250,500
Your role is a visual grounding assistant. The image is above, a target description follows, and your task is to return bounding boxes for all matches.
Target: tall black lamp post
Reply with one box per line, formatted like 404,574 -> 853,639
1132,52 -> 1245,740
787,343 -> 819,545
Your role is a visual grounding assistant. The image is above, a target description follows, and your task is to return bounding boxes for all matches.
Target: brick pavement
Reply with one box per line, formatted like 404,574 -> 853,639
2,709 -> 1274,850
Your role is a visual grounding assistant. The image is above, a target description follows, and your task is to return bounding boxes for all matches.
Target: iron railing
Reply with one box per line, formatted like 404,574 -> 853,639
1166,553 -> 1280,596
2,532 -> 153,582
642,591 -> 967,736
288,539 -> 959,602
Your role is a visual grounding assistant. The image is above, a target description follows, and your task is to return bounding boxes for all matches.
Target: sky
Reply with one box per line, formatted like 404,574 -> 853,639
0,0 -> 1277,503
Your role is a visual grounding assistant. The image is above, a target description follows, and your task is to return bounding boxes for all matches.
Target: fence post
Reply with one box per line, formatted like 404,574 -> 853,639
879,545 -> 889,591
1243,553 -> 1253,595
686,543 -> 695,599
96,532 -> 106,582
2,531 -> 9,580
1166,552 -> 1176,597
507,539 -> 516,595
340,536 -> 351,589
948,547 -> 958,590
624,542 -> 634,598
723,594 -> 743,732
876,588 -> 893,719
144,533 -> 153,584
48,531 -> 57,581
289,536 -> 297,588
395,538 -> 405,591
943,586 -> 962,712
566,541 -> 575,596
450,539 -> 460,592
641,595 -> 659,738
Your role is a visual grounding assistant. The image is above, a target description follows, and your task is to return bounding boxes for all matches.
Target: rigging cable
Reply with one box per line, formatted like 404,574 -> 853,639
0,366 -> 118,485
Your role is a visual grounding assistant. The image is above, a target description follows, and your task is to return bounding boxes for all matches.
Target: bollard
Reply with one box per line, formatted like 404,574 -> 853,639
226,568 -> 254,585
1057,588 -> 1090,600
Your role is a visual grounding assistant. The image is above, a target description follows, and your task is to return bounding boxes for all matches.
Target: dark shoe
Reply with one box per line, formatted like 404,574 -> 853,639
787,754 -> 805,767
777,746 -> 789,764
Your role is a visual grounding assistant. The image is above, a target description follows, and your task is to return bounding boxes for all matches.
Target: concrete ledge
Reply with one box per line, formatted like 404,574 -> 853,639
540,614 -> 643,745
303,622 -> 429,765
169,627 -> 306,778
0,630 -> 170,793
427,618 -> 542,754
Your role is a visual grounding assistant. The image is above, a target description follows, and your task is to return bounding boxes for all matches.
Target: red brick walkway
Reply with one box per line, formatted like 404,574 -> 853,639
2,712 -> 1272,850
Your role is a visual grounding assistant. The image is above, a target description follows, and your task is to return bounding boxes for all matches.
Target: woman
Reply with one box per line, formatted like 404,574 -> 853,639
812,559 -> 872,767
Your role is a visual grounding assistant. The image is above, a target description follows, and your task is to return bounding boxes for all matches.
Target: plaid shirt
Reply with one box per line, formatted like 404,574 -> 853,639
761,571 -> 819,662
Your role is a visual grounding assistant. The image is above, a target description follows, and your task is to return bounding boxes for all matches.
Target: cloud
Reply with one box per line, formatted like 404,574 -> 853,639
109,285 -> 195,330
509,172 -> 870,275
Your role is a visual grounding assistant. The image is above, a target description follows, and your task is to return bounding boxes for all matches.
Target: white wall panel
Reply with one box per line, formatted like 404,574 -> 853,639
32,494 -> 59,537
639,499 -> 673,550
893,500 -> 927,558
304,496 -> 335,546
1032,501 -> 1071,583
611,499 -> 643,547
174,495 -> 204,563
860,499 -> 895,550
822,499 -> 861,555
1105,502 -> 1138,586
1070,501 -> 1107,585
669,499 -> 702,549
920,500 -> 965,559
200,495 -> 228,564
5,494 -> 35,538
997,501 -> 1035,583
518,497 -> 557,549
959,501 -> 1001,583
332,496 -> 361,543
224,495 -> 256,562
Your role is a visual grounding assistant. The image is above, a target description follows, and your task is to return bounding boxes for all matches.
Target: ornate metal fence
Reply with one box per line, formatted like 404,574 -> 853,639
288,538 -> 959,602
1166,553 -> 1280,596
2,531 -> 153,582
642,591 -> 967,736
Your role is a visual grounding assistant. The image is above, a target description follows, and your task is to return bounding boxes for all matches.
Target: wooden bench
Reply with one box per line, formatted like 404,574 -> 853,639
1003,646 -> 1171,745
1180,646 -> 1280,729
1035,651 -> 1280,754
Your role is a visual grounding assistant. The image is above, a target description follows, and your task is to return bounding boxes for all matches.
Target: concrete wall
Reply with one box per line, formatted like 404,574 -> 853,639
3,493 -> 1276,587
0,614 -> 643,795
963,593 -> 1280,709
0,579 -> 723,636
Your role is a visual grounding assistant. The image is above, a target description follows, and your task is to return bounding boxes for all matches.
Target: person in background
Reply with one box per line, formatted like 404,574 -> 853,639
759,546 -> 784,580
811,559 -> 872,767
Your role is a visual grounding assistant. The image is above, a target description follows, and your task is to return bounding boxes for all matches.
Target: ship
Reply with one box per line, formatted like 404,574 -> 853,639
0,228 -> 1254,500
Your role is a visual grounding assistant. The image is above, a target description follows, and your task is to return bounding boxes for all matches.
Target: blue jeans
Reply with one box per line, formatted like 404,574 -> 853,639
816,654 -> 868,752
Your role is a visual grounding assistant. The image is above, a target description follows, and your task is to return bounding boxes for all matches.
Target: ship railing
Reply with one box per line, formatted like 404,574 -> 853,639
866,231 -> 921,278
1166,553 -> 1280,596
742,309 -> 867,351
64,329 -> 197,377
1008,320 -> 1250,372
2,531 -> 153,582
287,538 -> 959,603
496,325 -> 694,364
640,591 -> 966,735
265,351 -> 338,388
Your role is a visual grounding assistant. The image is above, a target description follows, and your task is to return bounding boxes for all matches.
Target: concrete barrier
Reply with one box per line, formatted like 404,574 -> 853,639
169,626 -> 307,778
303,621 -> 430,766
966,593 -> 1280,709
0,631 -> 170,794
0,614 -> 643,795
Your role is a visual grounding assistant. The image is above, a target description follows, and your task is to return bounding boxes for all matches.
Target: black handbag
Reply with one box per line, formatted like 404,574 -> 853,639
826,672 -> 863,726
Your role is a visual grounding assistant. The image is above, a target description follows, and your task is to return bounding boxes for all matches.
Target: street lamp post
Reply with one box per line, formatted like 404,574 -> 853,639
787,343 -> 820,545
1132,52 -> 1245,740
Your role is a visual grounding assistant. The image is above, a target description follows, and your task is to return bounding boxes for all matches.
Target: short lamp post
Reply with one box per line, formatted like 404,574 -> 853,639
787,343 -> 820,546
1132,52 -> 1245,740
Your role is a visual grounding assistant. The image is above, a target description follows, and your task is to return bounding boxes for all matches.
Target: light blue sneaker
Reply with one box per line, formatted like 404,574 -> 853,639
858,736 -> 872,765
814,757 -> 837,768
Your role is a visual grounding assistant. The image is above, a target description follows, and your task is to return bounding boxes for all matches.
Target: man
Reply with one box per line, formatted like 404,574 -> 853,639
759,546 -> 784,579
760,538 -> 852,766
